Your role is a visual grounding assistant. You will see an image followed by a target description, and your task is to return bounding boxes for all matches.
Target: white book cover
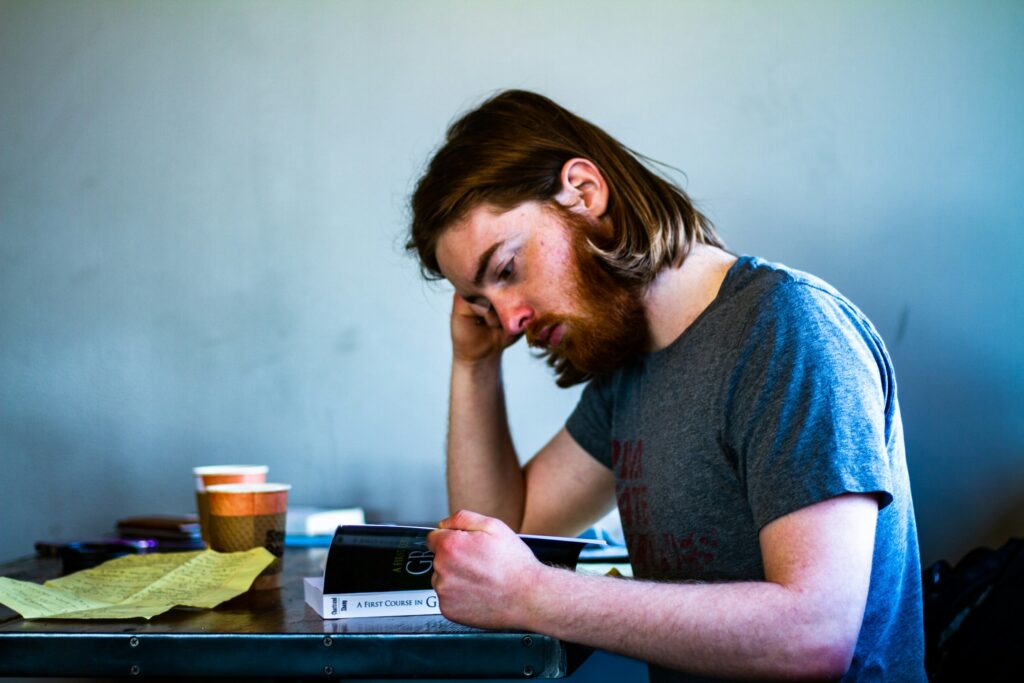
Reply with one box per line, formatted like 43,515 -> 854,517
286,506 -> 366,536
303,577 -> 439,619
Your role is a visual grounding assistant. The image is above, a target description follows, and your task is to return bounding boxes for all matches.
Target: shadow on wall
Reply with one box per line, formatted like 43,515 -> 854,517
920,474 -> 1024,569
980,490 -> 1024,553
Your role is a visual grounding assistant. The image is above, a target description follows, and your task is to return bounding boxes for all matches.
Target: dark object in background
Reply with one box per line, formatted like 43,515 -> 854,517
36,539 -> 157,574
32,514 -> 204,574
35,538 -> 206,574
922,537 -> 1024,682
58,540 -> 156,574
116,514 -> 200,540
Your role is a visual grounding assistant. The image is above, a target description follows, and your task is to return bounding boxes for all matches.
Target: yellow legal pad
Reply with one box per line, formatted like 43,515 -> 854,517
0,548 -> 274,620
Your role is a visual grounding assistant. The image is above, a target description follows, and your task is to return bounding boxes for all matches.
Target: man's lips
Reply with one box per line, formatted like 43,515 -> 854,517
548,323 -> 566,347
530,323 -> 566,348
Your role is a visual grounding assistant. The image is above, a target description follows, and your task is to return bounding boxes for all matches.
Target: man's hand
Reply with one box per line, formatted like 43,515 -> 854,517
427,510 -> 546,629
451,293 -> 520,365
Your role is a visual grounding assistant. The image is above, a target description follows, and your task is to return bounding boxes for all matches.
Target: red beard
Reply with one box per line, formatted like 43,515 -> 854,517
528,211 -> 651,387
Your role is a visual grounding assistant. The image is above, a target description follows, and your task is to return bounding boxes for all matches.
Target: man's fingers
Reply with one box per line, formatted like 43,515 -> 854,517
454,307 -> 500,332
452,292 -> 503,330
448,509 -> 489,530
440,509 -> 504,533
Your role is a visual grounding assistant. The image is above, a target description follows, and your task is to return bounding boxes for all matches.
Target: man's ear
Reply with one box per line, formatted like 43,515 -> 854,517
553,158 -> 609,219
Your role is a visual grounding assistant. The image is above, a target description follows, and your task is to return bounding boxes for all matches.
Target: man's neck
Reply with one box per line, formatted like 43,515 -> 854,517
642,244 -> 738,352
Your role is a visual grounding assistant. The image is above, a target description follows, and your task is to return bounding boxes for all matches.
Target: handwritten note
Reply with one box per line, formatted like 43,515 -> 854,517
0,548 -> 274,619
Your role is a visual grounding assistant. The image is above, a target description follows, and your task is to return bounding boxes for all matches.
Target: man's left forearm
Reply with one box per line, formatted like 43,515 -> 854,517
517,565 -> 857,681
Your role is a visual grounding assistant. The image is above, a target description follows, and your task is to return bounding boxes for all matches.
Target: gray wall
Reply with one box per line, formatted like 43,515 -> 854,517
1,0 -> 1021,567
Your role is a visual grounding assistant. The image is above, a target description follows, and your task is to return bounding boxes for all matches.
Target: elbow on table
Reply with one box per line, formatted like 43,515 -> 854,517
781,628 -> 857,681
800,642 -> 855,681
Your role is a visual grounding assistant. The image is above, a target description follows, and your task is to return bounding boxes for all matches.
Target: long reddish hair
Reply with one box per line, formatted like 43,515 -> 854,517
407,90 -> 723,284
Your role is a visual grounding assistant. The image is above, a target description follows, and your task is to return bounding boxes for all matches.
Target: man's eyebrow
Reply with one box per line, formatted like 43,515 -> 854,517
473,241 -> 503,287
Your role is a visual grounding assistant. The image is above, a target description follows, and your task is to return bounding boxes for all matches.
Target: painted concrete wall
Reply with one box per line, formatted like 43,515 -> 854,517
1,0 -> 1021,569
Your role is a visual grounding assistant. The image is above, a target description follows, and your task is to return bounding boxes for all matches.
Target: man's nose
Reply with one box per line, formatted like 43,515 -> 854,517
494,298 -> 532,335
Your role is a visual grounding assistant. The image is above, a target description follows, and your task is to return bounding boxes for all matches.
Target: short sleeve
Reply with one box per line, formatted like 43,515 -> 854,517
565,374 -> 615,469
725,281 -> 896,530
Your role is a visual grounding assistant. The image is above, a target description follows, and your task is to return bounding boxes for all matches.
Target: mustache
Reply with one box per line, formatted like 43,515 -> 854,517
525,316 -> 569,349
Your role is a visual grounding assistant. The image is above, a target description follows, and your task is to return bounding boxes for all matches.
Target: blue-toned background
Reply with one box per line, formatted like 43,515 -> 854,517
2,0 -> 1021,578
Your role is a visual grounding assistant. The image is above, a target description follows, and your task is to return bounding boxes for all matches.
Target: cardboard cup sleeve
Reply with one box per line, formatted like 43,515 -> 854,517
206,483 -> 290,590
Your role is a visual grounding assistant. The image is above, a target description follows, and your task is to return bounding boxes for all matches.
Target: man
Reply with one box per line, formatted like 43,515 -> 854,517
407,90 -> 924,682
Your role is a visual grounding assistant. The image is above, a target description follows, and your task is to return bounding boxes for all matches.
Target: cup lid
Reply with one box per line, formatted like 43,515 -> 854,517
205,483 -> 291,494
192,465 -> 269,476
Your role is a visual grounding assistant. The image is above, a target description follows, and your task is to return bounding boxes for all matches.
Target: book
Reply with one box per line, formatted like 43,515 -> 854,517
304,524 -> 601,619
285,505 -> 366,536
115,514 -> 200,541
304,577 -> 440,618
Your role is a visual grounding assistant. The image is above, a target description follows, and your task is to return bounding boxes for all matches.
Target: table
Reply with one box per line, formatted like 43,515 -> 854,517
0,548 -> 589,679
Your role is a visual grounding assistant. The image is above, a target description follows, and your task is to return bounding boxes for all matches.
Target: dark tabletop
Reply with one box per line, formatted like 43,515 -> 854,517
0,548 -> 584,679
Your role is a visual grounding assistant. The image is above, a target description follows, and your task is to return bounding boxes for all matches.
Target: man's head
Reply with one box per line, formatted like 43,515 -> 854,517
434,195 -> 651,387
408,90 -> 722,385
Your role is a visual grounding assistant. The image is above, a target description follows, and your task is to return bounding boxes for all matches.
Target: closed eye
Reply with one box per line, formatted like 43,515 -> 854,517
497,257 -> 515,282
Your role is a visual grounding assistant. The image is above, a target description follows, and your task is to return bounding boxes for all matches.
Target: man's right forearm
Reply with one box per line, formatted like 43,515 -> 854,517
446,357 -> 525,529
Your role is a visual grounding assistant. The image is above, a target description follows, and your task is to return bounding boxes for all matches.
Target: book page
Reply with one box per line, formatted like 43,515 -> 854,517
0,548 -> 274,619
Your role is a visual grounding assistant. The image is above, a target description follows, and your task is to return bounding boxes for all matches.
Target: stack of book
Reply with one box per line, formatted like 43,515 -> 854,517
304,524 -> 599,619
116,514 -> 201,542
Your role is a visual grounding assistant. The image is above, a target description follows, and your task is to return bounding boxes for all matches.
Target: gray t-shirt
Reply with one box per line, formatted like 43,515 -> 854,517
566,256 -> 925,682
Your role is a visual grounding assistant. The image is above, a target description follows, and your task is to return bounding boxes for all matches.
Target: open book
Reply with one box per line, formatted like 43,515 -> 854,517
304,524 -> 602,619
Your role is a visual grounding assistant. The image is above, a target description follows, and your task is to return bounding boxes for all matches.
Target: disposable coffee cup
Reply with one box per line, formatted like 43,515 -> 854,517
193,465 -> 269,544
206,482 -> 290,590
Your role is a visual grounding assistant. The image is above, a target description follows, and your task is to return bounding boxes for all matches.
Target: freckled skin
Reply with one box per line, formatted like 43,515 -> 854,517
436,201 -> 582,345
436,200 -> 648,377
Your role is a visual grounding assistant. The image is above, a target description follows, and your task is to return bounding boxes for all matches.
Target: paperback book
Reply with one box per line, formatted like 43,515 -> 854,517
286,505 -> 365,537
304,524 -> 601,619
